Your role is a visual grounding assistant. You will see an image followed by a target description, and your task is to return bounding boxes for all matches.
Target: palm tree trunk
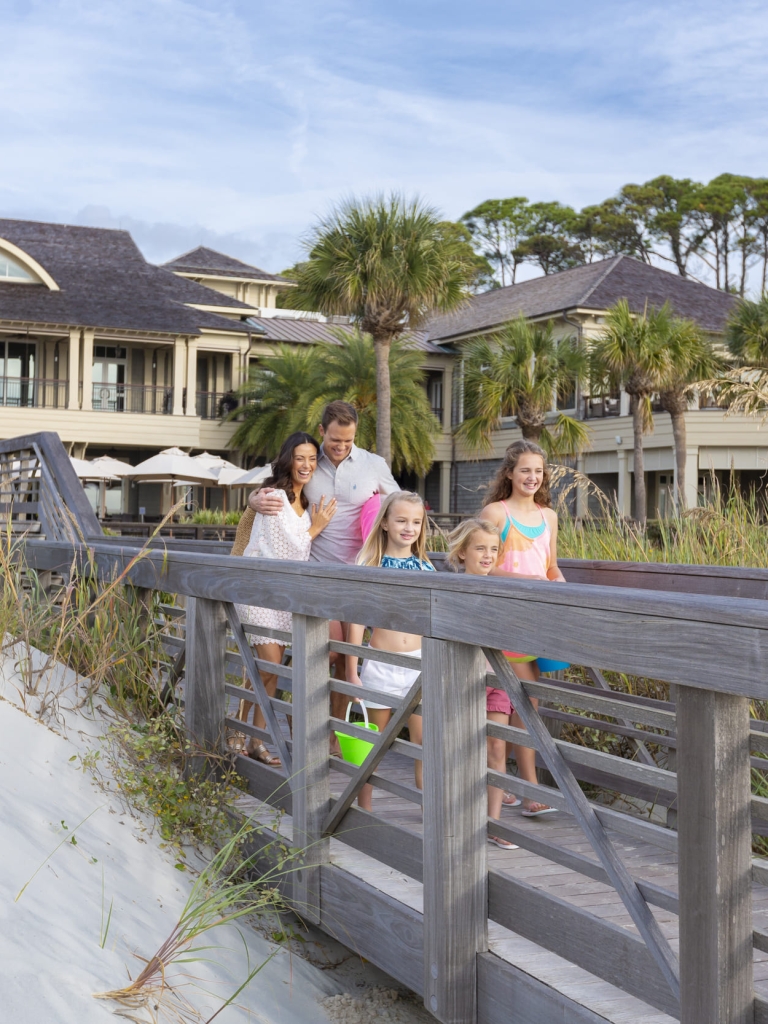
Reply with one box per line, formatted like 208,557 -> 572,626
374,336 -> 393,467
670,409 -> 687,510
632,401 -> 647,524
660,389 -> 689,511
519,423 -> 543,442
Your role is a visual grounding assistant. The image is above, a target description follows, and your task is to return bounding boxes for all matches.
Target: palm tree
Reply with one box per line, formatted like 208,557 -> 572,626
726,294 -> 768,366
291,194 -> 474,467
229,344 -> 321,457
659,318 -> 725,509
309,330 -> 441,475
231,331 -> 441,475
590,301 -> 674,523
456,315 -> 589,456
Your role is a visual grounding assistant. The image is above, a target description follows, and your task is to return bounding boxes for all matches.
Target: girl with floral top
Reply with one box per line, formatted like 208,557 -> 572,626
346,491 -> 434,810
237,432 -> 336,765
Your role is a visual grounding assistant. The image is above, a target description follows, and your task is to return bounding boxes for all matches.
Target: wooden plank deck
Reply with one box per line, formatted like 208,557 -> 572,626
308,746 -> 768,1016
233,748 -> 686,1023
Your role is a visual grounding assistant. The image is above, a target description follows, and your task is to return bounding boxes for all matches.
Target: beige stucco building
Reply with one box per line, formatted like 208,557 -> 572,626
0,220 -> 453,515
0,219 -> 761,517
426,256 -> 764,516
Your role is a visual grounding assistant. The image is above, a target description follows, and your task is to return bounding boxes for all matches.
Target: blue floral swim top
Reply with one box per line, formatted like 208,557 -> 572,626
381,554 -> 436,571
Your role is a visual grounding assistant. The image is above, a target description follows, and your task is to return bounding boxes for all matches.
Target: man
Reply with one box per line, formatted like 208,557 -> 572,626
249,400 -> 400,724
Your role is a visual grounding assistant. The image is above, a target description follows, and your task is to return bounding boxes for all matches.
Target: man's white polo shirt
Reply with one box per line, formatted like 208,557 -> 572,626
303,443 -> 399,564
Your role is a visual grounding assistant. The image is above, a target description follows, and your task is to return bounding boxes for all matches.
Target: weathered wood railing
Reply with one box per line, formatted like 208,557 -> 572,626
22,536 -> 768,1024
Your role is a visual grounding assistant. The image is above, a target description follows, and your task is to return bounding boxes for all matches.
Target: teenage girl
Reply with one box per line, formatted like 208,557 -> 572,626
346,491 -> 435,812
447,518 -> 519,849
480,439 -> 565,817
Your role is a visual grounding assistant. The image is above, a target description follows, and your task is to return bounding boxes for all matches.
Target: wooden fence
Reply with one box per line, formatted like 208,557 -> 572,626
21,534 -> 768,1024
6,431 -> 768,1024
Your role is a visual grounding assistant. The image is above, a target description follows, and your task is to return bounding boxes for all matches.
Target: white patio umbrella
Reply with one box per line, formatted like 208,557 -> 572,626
69,456 -> 121,519
69,456 -> 98,479
88,456 -> 134,519
192,452 -> 241,512
89,455 -> 135,477
126,448 -> 219,515
231,465 -> 273,487
191,451 -> 240,477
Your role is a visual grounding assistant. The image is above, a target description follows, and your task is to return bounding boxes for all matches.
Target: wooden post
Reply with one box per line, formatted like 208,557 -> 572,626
422,637 -> 488,1024
184,597 -> 227,776
677,686 -> 754,1024
290,614 -> 331,924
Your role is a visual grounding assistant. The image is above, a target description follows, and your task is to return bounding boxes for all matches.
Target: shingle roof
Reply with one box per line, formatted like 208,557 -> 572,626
163,246 -> 288,283
426,256 -> 737,341
254,315 -> 442,353
0,219 -> 251,336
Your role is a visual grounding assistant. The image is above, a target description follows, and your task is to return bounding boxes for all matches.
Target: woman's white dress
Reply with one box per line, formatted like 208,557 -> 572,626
237,490 -> 311,646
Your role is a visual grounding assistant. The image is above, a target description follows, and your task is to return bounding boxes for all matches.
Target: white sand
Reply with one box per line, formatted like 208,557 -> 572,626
0,647 -> 434,1024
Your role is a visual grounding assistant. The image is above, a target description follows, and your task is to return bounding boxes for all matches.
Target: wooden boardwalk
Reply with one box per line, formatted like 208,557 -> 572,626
14,430 -> 768,1024
232,745 -> 768,1023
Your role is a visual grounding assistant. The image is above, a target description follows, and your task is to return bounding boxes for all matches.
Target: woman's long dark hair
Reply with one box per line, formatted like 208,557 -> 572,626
265,432 -> 319,509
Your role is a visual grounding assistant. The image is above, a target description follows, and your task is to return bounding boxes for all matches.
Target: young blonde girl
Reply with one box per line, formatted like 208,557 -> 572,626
448,518 -> 519,849
480,439 -> 565,817
346,491 -> 435,811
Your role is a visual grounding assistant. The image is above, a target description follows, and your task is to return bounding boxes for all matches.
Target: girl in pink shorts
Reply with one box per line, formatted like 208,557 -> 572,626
481,440 -> 566,819
448,518 -> 525,850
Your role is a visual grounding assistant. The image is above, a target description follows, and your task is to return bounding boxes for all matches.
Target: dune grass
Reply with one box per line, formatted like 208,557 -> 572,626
557,484 -> 768,568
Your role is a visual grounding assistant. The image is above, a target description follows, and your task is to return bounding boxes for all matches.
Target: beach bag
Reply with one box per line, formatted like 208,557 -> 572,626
360,493 -> 381,540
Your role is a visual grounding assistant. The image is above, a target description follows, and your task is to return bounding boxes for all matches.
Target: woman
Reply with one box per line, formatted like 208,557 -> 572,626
236,432 -> 336,764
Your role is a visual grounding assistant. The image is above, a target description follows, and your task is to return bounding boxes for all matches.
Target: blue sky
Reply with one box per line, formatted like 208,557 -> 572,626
1,0 -> 767,273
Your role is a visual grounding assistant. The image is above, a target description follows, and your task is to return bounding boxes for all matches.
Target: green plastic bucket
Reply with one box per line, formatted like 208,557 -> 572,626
334,702 -> 379,765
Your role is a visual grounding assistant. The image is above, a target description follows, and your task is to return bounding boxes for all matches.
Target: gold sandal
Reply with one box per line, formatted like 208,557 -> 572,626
248,742 -> 282,768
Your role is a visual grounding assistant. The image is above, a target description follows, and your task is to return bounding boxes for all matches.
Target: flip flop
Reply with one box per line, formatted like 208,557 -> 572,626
521,805 -> 558,818
502,792 -> 522,807
488,835 -> 519,849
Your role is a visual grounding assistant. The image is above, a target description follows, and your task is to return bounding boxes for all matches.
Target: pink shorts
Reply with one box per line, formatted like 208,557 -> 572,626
486,686 -> 513,717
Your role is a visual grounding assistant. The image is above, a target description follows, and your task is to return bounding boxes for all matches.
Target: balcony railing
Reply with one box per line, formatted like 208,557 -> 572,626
583,396 -> 621,419
92,383 -> 173,414
196,391 -> 238,420
0,377 -> 68,409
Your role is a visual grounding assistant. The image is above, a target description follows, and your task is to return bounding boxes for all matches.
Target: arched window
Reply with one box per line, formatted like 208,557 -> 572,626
0,253 -> 36,283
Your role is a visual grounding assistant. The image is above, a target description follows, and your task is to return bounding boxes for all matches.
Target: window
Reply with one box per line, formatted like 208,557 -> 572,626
0,340 -> 36,406
0,253 -> 36,282
426,371 -> 444,423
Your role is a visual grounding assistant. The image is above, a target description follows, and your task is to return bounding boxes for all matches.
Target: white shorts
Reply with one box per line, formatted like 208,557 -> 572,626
360,650 -> 422,710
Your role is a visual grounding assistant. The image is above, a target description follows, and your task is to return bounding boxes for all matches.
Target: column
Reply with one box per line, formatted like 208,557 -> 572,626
172,337 -> 186,416
575,455 -> 588,519
619,388 -> 630,417
617,448 -> 631,517
290,615 -> 331,924
683,446 -> 699,510
67,328 -> 80,410
185,338 -> 198,416
677,687 -> 753,1024
184,597 -> 227,777
422,638 -> 488,1023
439,461 -> 451,514
80,328 -> 94,411
442,366 -> 453,433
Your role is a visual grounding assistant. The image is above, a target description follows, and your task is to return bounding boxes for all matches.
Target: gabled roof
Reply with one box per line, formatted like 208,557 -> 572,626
426,255 -> 737,342
0,219 -> 252,336
163,246 -> 288,284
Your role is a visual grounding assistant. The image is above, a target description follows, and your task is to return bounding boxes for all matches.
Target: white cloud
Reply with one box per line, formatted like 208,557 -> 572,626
0,0 -> 766,271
